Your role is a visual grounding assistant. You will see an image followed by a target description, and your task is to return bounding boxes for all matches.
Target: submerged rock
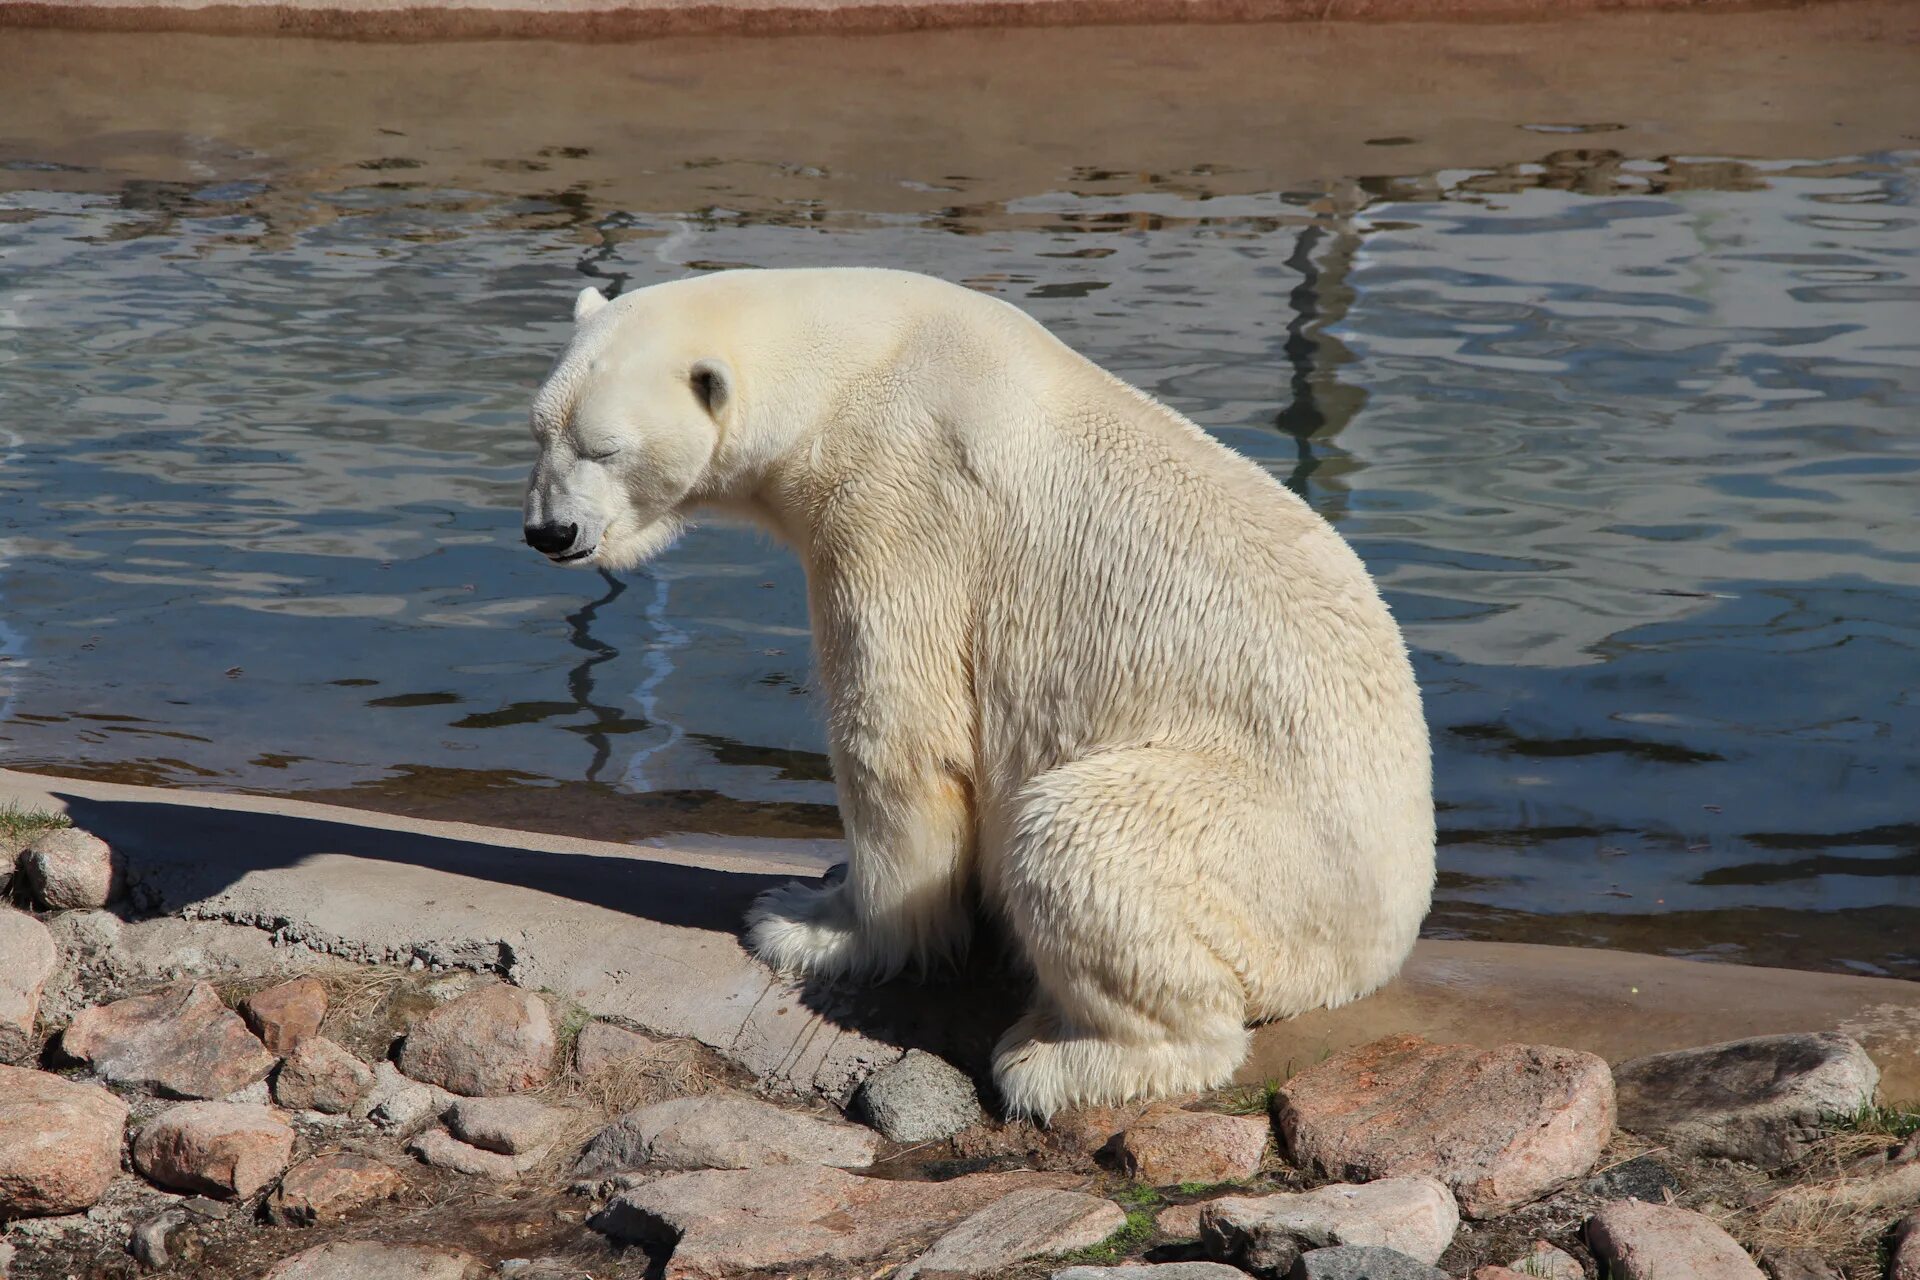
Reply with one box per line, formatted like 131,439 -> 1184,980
1275,1033 -> 1614,1217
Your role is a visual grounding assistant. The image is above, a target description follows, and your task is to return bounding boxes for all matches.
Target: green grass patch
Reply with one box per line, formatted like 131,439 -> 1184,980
1213,1079 -> 1282,1116
1056,1206 -> 1155,1266
1110,1183 -> 1163,1208
1831,1100 -> 1920,1140
0,802 -> 71,844
1175,1179 -> 1245,1197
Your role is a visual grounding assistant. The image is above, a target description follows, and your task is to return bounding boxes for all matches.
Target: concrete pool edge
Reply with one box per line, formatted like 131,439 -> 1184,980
0,0 -> 1839,39
5,766 -> 1919,1102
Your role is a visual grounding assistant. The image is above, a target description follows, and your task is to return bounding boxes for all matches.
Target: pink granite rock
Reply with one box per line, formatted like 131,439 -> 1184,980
0,1065 -> 129,1217
63,981 -> 275,1099
272,1035 -> 374,1114
1585,1200 -> 1764,1279
1275,1033 -> 1615,1217
263,1242 -> 485,1279
0,908 -> 56,1063
240,977 -> 329,1054
397,982 -> 554,1096
900,1188 -> 1125,1277
21,828 -> 119,909
132,1101 -> 295,1198
267,1153 -> 405,1225
1114,1104 -> 1269,1185
1200,1177 -> 1460,1272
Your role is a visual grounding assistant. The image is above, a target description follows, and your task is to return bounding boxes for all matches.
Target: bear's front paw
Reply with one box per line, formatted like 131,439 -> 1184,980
743,880 -> 865,980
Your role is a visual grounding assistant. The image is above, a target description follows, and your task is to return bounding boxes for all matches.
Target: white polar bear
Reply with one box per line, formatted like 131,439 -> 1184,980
522,268 -> 1433,1118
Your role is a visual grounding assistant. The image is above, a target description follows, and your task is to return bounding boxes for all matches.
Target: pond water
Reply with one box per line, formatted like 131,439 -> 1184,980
2,19 -> 1916,977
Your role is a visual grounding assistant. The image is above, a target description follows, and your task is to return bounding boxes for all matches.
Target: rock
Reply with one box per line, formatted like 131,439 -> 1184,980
854,1049 -> 986,1143
0,834 -> 19,894
445,1095 -> 567,1157
408,1127 -> 527,1179
575,1020 -> 669,1075
1291,1247 -> 1451,1280
1158,1202 -> 1206,1239
267,1153 -> 405,1225
0,1240 -> 13,1277
1113,1104 -> 1269,1185
1585,1200 -> 1764,1280
1892,1213 -> 1920,1280
21,827 -> 119,909
397,982 -> 554,1096
1613,1033 -> 1879,1170
1054,1267 -> 1250,1280
576,1093 -> 878,1175
1275,1034 -> 1614,1217
272,1035 -> 374,1114
356,1060 -> 454,1132
899,1188 -> 1125,1278
1506,1239 -> 1584,1280
1759,1249 -> 1842,1280
1200,1177 -> 1459,1273
592,1165 -> 1071,1277
131,1101 -> 294,1198
0,908 -> 56,1063
0,1064 -> 129,1217
129,1208 -> 202,1272
62,981 -> 276,1099
1582,1153 -> 1682,1202
262,1241 -> 486,1279
238,976 -> 328,1054
1472,1270 -> 1530,1280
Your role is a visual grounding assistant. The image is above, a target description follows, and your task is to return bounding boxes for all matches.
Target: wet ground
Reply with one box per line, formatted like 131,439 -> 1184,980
1,4 -> 1916,975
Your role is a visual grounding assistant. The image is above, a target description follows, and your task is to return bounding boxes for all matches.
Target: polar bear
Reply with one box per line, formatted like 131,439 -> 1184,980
522,268 -> 1433,1118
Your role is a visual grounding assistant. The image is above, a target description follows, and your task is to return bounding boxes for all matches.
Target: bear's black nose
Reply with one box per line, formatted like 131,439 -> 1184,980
524,522 -> 579,556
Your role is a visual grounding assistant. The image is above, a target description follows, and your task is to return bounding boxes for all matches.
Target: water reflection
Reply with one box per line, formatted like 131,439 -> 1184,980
1,128 -> 1914,977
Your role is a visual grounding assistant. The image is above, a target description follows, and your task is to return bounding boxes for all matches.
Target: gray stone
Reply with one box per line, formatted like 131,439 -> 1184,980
1201,1177 -> 1460,1272
1892,1212 -> 1920,1280
0,908 -> 56,1063
128,1208 -> 195,1271
1614,1032 -> 1879,1170
444,1095 -> 567,1157
1581,1153 -> 1682,1202
1290,1246 -> 1450,1280
407,1127 -> 527,1179
21,828 -> 119,909
855,1049 -> 986,1143
262,1242 -> 486,1279
576,1092 -> 877,1175
355,1060 -> 454,1132
899,1188 -> 1126,1278
1053,1267 -> 1251,1280
1585,1200 -> 1764,1279
0,1239 -> 14,1277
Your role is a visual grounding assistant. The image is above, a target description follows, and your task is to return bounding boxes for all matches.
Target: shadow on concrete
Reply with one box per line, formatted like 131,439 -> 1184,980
49,787 -> 1032,1088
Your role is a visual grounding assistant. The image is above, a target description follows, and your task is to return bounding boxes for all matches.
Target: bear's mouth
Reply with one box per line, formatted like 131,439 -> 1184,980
550,546 -> 595,564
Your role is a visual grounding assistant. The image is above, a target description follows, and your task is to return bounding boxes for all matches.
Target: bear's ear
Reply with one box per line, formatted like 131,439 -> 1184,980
573,286 -> 609,323
690,358 -> 731,418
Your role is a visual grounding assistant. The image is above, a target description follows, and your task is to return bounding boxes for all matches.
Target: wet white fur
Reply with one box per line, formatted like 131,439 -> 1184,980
524,268 -> 1434,1118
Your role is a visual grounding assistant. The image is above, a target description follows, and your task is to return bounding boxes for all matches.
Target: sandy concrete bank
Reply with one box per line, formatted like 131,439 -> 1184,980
7,768 -> 1919,1102
0,0 -> 1845,39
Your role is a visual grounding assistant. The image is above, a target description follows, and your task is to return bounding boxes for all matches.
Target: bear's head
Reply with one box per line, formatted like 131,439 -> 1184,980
520,283 -> 734,571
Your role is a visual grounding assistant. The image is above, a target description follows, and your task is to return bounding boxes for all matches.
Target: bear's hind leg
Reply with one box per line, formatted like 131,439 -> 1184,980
989,749 -> 1258,1119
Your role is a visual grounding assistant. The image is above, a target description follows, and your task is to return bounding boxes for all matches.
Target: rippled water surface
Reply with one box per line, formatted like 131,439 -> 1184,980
2,32 -> 1916,976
